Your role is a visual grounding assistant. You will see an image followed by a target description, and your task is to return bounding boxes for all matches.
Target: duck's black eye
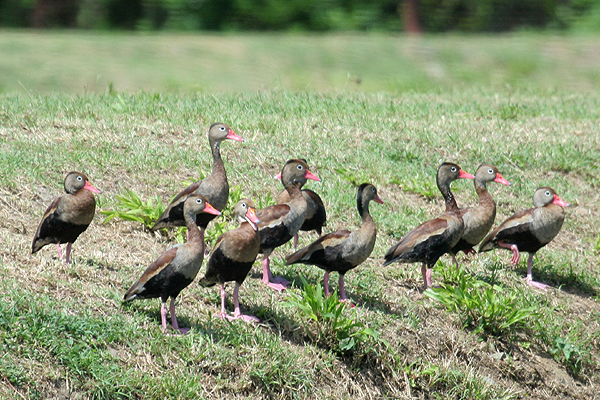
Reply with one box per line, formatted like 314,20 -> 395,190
451,166 -> 457,172
77,176 -> 83,181
219,126 -> 225,131
297,164 -> 303,170
241,202 -> 246,208
545,191 -> 551,197
371,187 -> 376,193
196,198 -> 203,204
488,168 -> 494,174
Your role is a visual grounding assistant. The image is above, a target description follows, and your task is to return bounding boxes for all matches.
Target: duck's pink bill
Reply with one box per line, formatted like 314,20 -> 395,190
494,173 -> 511,186
84,181 -> 101,194
552,195 -> 569,207
459,170 -> 475,179
226,130 -> 244,142
204,202 -> 222,216
304,170 -> 320,182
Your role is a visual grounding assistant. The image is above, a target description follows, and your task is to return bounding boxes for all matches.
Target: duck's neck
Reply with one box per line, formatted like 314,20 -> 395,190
210,138 -> 226,178
184,214 -> 203,244
474,179 -> 494,207
358,200 -> 374,225
284,182 -> 303,200
439,180 -> 458,212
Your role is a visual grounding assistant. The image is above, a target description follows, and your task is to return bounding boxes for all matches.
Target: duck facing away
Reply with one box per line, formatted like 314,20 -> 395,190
450,164 -> 511,269
199,199 -> 261,323
151,123 -> 243,238
383,162 -> 474,290
32,171 -> 101,264
286,183 -> 383,302
124,194 -> 221,334
479,187 -> 568,290
257,159 -> 320,292
275,162 -> 326,249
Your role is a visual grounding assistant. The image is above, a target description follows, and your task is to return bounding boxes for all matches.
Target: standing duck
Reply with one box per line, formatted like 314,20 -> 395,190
199,199 -> 261,323
32,171 -> 101,264
450,164 -> 511,269
257,159 -> 320,292
124,194 -> 221,334
479,187 -> 568,290
383,163 -> 474,290
275,160 -> 326,249
151,123 -> 243,240
285,183 -> 383,302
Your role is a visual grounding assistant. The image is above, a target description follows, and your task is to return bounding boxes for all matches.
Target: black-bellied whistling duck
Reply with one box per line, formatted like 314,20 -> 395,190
151,123 -> 243,241
275,161 -> 326,249
124,194 -> 221,334
199,199 -> 261,323
479,187 -> 568,290
32,171 -> 101,264
286,183 -> 383,302
383,163 -> 474,290
257,159 -> 320,292
450,164 -> 511,269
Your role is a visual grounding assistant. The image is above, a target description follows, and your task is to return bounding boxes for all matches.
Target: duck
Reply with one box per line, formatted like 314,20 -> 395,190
151,123 -> 243,242
199,199 -> 261,323
383,162 -> 474,290
275,160 -> 326,249
285,183 -> 383,302
450,164 -> 511,269
124,194 -> 221,334
257,159 -> 320,292
479,187 -> 568,290
32,171 -> 101,264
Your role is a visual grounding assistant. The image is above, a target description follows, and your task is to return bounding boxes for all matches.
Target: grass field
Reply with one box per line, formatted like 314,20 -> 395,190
1,32 -> 600,399
2,30 -> 600,93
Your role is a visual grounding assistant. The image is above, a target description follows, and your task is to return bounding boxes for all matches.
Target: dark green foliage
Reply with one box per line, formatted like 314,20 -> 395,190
2,0 -> 600,32
425,269 -> 537,338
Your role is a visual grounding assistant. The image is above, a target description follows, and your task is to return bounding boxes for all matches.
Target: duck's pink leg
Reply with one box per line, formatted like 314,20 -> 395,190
169,297 -> 190,334
323,271 -> 330,297
422,264 -> 433,290
525,253 -> 549,290
229,282 -> 259,323
261,254 -> 288,292
499,241 -> 520,265
160,302 -> 169,333
215,283 -> 229,319
57,243 -> 63,261
293,234 -> 299,250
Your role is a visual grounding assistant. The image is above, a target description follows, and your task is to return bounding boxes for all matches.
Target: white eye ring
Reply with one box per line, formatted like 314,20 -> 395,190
451,166 -> 457,172
219,126 -> 225,131
297,164 -> 303,170
488,169 -> 494,174
241,203 -> 246,208
77,176 -> 83,181
545,191 -> 551,196
196,198 -> 203,204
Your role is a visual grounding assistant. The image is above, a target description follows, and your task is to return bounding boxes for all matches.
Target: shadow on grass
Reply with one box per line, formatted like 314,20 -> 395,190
516,263 -> 599,297
462,260 -> 599,297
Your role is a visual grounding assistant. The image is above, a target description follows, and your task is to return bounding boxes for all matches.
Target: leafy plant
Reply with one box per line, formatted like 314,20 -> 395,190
285,277 -> 379,354
425,271 -> 537,338
100,189 -> 165,230
549,336 -> 583,375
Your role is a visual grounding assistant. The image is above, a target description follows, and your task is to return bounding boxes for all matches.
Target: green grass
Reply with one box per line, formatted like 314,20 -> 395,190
2,31 -> 600,94
1,33 -> 600,398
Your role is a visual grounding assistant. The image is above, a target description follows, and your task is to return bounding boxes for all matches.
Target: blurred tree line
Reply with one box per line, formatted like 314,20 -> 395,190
1,0 -> 599,32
